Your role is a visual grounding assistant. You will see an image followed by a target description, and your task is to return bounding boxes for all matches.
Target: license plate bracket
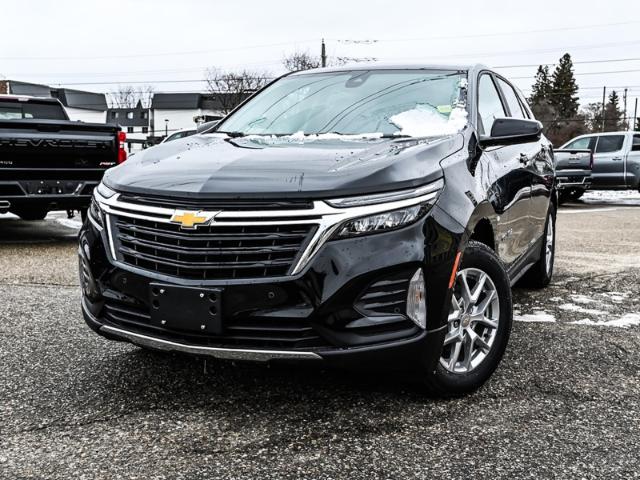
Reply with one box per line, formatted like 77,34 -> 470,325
149,283 -> 223,334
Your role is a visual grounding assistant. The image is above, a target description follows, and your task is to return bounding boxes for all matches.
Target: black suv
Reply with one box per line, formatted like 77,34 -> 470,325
79,64 -> 555,395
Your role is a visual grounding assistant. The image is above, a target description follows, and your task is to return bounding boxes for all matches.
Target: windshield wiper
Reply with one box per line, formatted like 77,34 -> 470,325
380,134 -> 412,139
217,131 -> 246,138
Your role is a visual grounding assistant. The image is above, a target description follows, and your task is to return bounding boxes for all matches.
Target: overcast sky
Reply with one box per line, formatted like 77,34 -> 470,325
1,0 -> 640,116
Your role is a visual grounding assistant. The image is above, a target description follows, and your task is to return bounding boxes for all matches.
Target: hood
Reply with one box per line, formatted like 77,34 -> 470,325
103,133 -> 464,199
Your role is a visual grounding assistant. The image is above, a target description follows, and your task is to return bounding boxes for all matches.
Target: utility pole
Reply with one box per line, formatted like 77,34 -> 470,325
321,39 -> 327,68
601,86 -> 607,132
634,98 -> 638,131
623,88 -> 628,130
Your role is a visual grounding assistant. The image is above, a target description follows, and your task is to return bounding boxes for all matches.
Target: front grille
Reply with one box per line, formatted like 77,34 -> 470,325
102,298 -> 329,350
111,215 -> 316,280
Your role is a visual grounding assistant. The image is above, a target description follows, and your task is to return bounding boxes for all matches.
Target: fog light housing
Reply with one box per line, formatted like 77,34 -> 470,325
79,244 -> 100,301
406,268 -> 426,329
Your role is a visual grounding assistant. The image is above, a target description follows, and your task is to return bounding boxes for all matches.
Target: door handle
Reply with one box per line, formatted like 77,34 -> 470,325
612,157 -> 623,161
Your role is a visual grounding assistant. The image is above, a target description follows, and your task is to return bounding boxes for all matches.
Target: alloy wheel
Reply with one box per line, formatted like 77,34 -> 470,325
440,268 -> 500,374
545,217 -> 554,274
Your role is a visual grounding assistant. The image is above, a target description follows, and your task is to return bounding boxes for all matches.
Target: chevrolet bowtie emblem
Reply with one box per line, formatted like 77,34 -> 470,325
170,211 -> 211,229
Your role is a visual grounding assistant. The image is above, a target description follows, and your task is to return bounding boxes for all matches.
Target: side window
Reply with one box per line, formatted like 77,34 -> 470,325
477,74 -> 506,134
595,135 -> 625,153
496,78 -> 526,119
632,134 -> 640,152
564,136 -> 595,151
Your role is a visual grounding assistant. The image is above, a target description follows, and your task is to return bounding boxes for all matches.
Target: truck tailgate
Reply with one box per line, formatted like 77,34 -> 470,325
554,149 -> 592,170
0,119 -> 120,174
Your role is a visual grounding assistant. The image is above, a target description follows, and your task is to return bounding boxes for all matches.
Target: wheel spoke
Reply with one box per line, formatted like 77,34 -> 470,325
470,272 -> 488,303
448,341 -> 462,370
443,331 -> 460,346
462,332 -> 473,370
460,270 -> 473,305
473,288 -> 496,316
468,329 -> 491,351
472,315 -> 498,329
448,294 -> 462,322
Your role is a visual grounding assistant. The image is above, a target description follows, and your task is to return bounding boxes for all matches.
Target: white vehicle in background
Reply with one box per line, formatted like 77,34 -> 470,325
161,128 -> 197,143
560,131 -> 640,198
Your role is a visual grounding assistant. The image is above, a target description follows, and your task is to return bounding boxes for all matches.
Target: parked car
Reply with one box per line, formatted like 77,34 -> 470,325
553,147 -> 593,203
80,64 -> 556,395
559,131 -> 640,198
161,128 -> 196,143
0,95 -> 125,219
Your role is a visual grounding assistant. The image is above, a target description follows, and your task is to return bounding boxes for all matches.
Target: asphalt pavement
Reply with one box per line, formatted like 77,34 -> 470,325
1,193 -> 640,479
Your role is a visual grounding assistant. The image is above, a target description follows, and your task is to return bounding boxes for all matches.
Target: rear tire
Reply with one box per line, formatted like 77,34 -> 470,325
519,206 -> 556,288
14,207 -> 48,221
420,241 -> 513,397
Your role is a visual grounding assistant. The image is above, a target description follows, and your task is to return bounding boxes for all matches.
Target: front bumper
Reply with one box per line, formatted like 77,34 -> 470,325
79,203 -> 463,371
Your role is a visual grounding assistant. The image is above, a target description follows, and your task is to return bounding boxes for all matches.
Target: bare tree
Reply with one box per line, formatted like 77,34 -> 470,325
204,68 -> 271,114
108,84 -> 155,108
282,51 -> 321,72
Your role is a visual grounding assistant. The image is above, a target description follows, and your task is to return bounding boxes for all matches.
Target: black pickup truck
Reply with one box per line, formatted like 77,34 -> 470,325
0,95 -> 125,220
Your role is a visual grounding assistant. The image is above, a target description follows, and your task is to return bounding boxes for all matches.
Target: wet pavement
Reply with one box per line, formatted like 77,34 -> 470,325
1,193 -> 640,479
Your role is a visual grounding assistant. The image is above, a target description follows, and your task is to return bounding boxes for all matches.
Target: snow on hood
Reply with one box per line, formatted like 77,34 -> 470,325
389,104 -> 468,137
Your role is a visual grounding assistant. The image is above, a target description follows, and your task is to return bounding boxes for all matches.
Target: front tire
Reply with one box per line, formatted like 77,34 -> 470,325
421,241 -> 513,397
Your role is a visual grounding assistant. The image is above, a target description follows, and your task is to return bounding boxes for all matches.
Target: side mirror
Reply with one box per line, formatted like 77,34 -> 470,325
479,118 -> 542,147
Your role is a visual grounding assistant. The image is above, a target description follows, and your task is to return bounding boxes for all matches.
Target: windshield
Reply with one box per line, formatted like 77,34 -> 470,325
218,69 -> 468,138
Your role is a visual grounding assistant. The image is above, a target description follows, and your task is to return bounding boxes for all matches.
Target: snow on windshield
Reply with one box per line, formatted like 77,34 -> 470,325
389,104 -> 468,137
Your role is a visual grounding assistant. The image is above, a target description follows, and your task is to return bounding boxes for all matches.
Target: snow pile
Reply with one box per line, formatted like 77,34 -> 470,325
389,105 -> 468,138
570,313 -> 640,328
514,311 -> 556,323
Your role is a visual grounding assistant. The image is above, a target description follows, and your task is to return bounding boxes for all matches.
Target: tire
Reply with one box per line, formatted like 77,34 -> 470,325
420,240 -> 513,397
567,189 -> 584,200
558,188 -> 584,204
518,206 -> 556,289
14,207 -> 48,221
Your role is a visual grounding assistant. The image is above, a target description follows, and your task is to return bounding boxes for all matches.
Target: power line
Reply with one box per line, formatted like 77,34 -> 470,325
495,57 -> 640,69
350,20 -> 640,44
0,39 -> 318,61
511,68 -> 640,80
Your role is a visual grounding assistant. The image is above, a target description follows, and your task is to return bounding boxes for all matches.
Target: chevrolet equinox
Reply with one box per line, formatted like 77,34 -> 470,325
80,64 -> 556,395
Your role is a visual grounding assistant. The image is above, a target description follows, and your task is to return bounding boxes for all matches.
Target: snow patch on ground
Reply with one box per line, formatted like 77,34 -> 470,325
569,294 -> 597,305
389,105 -> 467,137
581,190 -> 640,206
570,313 -> 640,328
558,303 -> 608,315
514,311 -> 556,323
55,217 -> 83,230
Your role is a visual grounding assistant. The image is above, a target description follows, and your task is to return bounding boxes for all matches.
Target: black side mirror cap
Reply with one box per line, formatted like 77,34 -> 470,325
479,118 -> 543,148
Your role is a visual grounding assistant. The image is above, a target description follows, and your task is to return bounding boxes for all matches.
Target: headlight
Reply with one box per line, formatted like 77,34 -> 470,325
96,182 -> 116,199
88,196 -> 104,227
333,205 -> 424,238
